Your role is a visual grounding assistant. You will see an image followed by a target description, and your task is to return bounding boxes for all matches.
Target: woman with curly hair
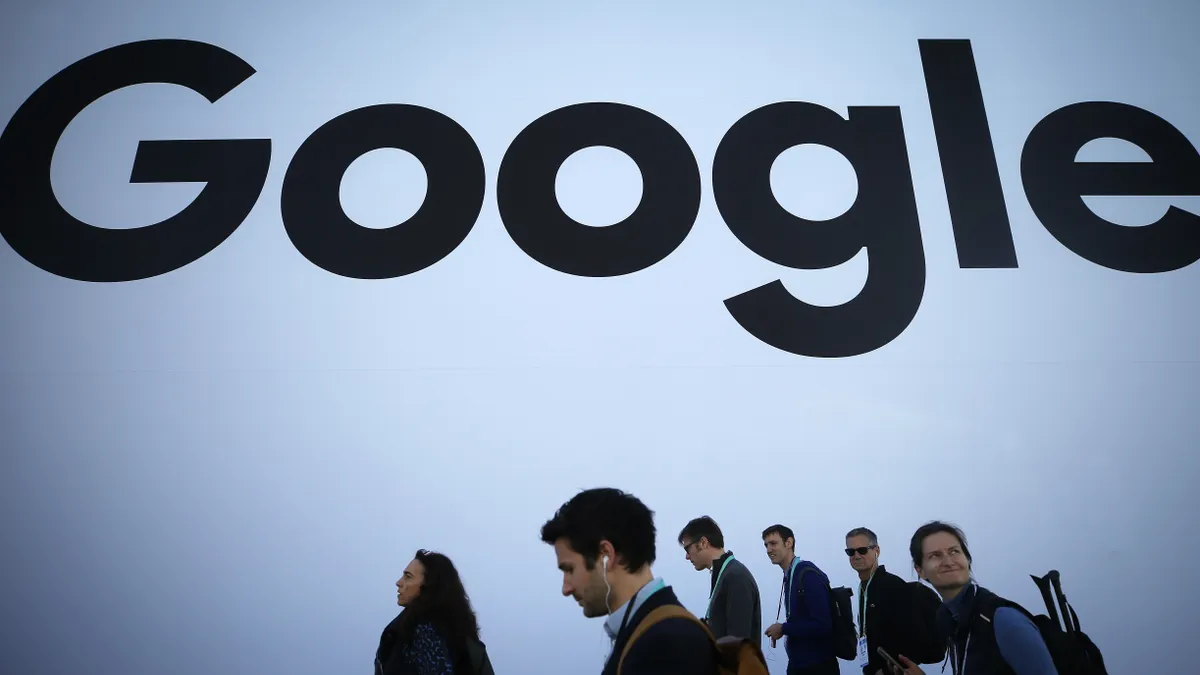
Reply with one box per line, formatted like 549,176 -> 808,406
374,550 -> 492,675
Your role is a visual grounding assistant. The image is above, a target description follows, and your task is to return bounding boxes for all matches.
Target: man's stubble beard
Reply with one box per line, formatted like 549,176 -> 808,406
581,571 -> 611,618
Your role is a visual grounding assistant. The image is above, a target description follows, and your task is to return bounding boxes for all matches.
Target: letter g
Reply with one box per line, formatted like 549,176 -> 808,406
0,39 -> 270,282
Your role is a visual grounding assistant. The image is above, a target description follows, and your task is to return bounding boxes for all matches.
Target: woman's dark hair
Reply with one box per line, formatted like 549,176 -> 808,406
908,520 -> 973,571
394,549 -> 480,672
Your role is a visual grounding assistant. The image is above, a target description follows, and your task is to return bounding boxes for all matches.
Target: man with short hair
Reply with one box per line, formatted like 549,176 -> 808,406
678,515 -> 763,641
843,527 -> 944,675
761,524 -> 838,675
540,487 -> 720,675
889,521 -> 1058,675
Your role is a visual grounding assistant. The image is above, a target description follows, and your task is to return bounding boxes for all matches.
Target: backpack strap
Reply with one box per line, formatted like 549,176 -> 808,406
795,564 -> 812,596
616,605 -> 716,675
973,587 -> 1032,623
791,563 -> 830,608
973,586 -> 999,621
792,562 -> 823,601
971,586 -> 1041,651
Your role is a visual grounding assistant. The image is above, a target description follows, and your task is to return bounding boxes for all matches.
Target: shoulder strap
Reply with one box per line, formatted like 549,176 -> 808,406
617,605 -> 715,675
973,586 -> 998,619
974,588 -> 1038,632
794,562 -> 832,596
794,562 -> 815,595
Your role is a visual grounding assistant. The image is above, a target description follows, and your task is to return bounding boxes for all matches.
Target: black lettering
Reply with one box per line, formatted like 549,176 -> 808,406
0,39 -> 270,282
712,102 -> 926,358
918,38 -> 1017,268
280,104 -> 485,279
1022,102 -> 1200,273
496,102 -> 700,276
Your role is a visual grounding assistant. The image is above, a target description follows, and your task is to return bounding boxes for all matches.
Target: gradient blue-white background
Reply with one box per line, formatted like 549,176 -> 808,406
2,1 -> 1197,673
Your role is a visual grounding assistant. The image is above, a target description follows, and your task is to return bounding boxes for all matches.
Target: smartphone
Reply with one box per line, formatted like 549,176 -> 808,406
877,647 -> 905,672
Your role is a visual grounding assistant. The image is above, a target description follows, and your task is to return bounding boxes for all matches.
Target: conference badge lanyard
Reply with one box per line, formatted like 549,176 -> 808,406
945,581 -> 980,675
776,556 -> 802,621
770,557 -> 803,651
952,633 -> 972,675
704,554 -> 735,621
855,570 -> 875,668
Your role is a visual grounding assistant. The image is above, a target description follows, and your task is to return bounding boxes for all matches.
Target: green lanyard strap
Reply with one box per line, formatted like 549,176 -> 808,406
785,557 -> 802,619
857,570 -> 875,637
704,554 -> 735,620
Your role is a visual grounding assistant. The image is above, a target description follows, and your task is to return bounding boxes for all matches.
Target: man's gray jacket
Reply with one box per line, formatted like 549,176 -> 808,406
705,551 -> 762,641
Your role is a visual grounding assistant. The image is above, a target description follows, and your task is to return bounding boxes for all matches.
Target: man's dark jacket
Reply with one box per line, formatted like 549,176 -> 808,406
601,586 -> 720,675
707,551 -> 763,642
858,565 -> 945,674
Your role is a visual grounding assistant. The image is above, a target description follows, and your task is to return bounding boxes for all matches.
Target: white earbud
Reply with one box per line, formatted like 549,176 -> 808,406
602,554 -> 609,568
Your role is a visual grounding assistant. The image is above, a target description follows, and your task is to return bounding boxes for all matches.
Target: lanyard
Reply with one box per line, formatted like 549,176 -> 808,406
857,570 -> 875,637
949,581 -> 979,674
704,554 -> 735,620
783,556 -> 802,619
952,632 -> 972,675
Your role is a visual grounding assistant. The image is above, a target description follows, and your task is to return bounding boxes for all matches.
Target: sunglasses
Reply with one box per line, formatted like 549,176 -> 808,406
845,546 -> 877,556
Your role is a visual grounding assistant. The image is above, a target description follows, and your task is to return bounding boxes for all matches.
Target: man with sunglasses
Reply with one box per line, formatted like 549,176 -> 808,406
845,527 -> 944,675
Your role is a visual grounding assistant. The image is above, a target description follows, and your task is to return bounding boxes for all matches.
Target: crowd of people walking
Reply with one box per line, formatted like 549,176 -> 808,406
373,487 -> 1108,675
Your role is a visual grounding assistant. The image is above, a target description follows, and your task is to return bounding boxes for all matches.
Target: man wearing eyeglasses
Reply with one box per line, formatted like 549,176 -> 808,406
845,527 -> 944,675
678,516 -> 762,642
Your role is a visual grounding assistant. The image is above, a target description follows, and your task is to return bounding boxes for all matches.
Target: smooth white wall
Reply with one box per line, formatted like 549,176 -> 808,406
1,1 -> 1197,674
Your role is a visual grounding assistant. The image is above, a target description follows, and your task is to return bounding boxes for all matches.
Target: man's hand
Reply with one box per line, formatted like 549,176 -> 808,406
887,654 -> 926,675
764,623 -> 783,640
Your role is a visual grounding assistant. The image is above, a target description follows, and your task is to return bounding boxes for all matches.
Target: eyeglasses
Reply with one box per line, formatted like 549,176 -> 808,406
845,546 -> 877,556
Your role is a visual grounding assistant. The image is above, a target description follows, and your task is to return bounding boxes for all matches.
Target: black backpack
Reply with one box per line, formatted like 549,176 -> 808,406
977,571 -> 1108,675
795,564 -> 858,661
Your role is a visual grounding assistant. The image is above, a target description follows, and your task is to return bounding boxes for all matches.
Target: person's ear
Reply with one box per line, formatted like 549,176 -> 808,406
597,540 -> 616,569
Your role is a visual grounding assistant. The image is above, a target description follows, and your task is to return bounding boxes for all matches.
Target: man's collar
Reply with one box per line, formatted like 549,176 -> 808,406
711,550 -> 733,574
861,564 -> 885,585
603,577 -> 666,641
